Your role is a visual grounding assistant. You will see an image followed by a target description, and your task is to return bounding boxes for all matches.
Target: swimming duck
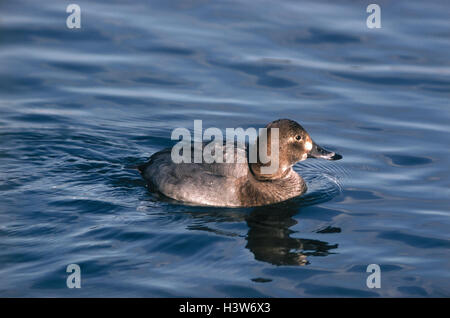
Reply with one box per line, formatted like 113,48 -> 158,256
138,119 -> 342,207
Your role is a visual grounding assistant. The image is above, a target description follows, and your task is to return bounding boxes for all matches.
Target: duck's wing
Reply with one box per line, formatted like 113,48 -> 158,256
138,143 -> 250,206
139,142 -> 249,179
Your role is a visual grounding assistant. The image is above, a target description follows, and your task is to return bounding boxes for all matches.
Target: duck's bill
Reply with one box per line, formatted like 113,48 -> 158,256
307,142 -> 342,160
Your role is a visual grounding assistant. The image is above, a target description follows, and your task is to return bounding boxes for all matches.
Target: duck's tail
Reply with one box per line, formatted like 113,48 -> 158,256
133,157 -> 155,174
136,163 -> 148,174
125,161 -> 150,174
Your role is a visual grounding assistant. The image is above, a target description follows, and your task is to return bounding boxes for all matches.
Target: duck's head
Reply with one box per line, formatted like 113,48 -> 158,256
251,119 -> 342,179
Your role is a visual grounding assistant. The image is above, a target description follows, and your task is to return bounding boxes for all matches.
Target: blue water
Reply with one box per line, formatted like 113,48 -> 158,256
1,0 -> 449,297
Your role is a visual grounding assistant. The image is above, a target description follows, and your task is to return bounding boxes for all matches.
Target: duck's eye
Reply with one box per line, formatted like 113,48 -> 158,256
295,135 -> 302,141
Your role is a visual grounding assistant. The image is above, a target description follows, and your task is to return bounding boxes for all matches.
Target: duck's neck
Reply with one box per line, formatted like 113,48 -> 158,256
249,162 -> 291,181
239,165 -> 307,206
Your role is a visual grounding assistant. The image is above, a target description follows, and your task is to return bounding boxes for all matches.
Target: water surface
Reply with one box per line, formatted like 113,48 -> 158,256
0,0 -> 449,297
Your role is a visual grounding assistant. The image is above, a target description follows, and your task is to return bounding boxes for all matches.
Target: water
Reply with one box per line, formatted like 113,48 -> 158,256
0,0 -> 449,297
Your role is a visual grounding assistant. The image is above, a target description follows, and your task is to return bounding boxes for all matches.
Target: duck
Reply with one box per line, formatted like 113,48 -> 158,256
138,119 -> 342,207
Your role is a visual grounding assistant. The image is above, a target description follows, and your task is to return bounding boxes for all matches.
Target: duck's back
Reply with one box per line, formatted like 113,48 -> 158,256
139,143 -> 250,206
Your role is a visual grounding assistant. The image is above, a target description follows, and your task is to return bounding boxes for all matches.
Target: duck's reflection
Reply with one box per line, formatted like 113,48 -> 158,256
245,203 -> 338,266
183,200 -> 339,266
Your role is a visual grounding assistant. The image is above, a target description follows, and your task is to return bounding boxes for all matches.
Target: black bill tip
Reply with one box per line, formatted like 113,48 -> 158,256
330,153 -> 343,160
307,141 -> 343,161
